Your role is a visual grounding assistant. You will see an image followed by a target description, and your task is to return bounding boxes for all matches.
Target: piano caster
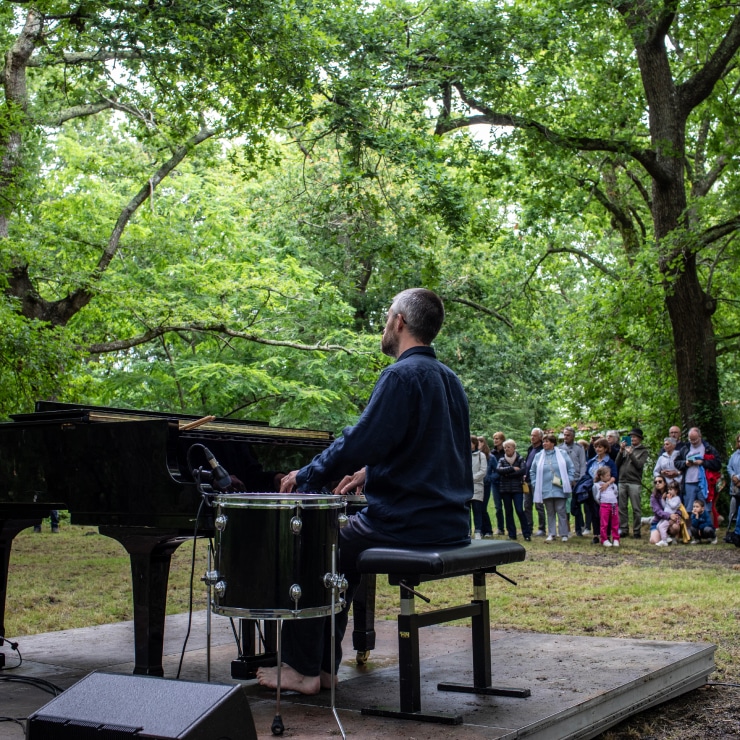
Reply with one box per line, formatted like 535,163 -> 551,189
271,714 -> 284,736
356,650 -> 370,666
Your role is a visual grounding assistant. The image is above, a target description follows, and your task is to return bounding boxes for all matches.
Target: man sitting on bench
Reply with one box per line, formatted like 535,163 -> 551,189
256,287 -> 473,695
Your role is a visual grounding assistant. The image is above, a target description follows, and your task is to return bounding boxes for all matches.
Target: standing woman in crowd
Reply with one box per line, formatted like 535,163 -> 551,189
477,435 -> 495,538
585,437 -> 618,544
530,433 -> 574,542
486,432 -> 507,535
497,439 -> 531,541
471,435 -> 489,539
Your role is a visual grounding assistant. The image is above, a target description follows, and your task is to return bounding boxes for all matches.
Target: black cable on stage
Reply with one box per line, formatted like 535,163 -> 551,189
0,635 -> 21,670
229,617 -> 242,655
0,674 -> 62,695
706,681 -> 740,688
0,716 -> 26,732
175,492 -> 209,680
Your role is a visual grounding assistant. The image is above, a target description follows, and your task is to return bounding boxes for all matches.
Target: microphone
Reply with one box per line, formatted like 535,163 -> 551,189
202,447 -> 232,490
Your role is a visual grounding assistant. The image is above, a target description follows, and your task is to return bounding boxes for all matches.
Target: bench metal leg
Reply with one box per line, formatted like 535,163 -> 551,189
362,570 -> 529,724
362,587 -> 462,724
438,573 -> 531,699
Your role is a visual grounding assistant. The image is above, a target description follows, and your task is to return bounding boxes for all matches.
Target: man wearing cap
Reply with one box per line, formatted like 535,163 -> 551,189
616,428 -> 649,538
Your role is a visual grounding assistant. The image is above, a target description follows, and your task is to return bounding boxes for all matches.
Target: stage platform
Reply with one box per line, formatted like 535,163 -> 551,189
0,611 -> 714,739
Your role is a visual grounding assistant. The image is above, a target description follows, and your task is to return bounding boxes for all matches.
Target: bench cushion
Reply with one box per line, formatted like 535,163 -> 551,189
356,539 -> 526,581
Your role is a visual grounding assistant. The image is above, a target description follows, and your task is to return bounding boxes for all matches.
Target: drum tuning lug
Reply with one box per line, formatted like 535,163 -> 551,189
202,570 -> 220,586
290,515 -> 303,535
214,580 -> 227,597
214,514 -> 228,531
337,513 -> 349,528
323,573 -> 348,593
289,584 -> 302,604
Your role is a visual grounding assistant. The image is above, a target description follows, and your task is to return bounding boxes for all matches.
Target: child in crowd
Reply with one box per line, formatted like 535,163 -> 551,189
690,500 -> 716,544
655,481 -> 682,546
593,465 -> 619,547
649,476 -> 670,545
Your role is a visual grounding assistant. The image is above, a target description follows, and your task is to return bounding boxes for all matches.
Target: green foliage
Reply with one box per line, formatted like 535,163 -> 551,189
3,0 -> 740,458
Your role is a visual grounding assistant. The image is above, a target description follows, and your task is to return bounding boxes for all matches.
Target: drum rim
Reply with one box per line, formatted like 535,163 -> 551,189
211,603 -> 337,619
214,492 -> 345,508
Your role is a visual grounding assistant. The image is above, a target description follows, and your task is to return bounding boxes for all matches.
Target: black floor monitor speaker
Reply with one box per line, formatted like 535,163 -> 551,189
26,672 -> 257,739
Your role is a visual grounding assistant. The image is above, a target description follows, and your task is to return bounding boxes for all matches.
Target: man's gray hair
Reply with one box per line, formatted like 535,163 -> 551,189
664,437 -> 675,446
531,427 -> 543,437
390,288 -> 444,345
606,430 -> 619,439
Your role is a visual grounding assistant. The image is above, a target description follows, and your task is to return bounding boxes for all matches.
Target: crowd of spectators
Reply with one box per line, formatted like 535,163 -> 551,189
472,425 -> 740,547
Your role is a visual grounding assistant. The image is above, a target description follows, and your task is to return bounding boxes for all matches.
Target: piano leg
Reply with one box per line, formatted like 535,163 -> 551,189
0,518 -> 42,647
99,527 -> 190,677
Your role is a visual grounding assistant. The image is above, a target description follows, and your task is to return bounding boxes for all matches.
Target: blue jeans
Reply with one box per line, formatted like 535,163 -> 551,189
683,481 -> 703,515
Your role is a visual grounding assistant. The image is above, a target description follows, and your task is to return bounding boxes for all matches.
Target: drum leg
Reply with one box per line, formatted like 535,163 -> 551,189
329,544 -> 346,740
271,619 -> 284,736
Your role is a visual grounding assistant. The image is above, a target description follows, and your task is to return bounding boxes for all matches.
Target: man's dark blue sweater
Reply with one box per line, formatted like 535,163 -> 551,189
296,345 -> 472,545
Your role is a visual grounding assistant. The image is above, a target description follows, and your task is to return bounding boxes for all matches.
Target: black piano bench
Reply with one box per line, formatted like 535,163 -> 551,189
355,539 -> 529,724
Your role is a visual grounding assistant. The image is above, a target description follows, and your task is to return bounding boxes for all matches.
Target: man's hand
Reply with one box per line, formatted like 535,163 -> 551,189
333,468 -> 366,495
280,470 -> 299,493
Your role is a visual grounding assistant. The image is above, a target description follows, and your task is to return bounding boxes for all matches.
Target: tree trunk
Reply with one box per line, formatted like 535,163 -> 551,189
629,18 -> 728,452
664,258 -> 724,450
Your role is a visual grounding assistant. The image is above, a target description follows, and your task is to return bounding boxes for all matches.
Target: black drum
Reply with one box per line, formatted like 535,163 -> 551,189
211,493 -> 344,619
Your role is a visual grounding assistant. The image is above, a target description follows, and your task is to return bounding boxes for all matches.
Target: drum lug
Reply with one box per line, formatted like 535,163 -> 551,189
290,515 -> 303,535
289,584 -> 302,606
202,570 -> 220,586
323,572 -> 348,594
214,514 -> 228,531
338,513 -> 349,528
214,580 -> 227,597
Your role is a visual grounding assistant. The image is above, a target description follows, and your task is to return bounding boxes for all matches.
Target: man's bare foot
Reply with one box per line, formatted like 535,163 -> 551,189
256,664 -> 320,695
320,670 -> 339,690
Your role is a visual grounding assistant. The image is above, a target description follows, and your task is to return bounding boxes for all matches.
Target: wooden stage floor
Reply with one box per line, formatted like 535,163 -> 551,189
1,610 -> 714,739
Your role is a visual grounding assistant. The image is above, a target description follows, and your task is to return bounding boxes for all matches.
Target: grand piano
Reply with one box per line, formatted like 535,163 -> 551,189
0,401 -> 334,675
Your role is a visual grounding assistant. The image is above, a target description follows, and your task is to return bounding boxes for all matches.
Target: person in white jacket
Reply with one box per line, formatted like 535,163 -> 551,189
653,437 -> 682,486
471,435 -> 488,538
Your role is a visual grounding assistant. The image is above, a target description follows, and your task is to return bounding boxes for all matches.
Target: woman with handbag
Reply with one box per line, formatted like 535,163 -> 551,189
530,433 -> 574,542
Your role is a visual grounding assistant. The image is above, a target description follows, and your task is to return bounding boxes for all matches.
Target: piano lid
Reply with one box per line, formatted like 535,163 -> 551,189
8,401 -> 333,445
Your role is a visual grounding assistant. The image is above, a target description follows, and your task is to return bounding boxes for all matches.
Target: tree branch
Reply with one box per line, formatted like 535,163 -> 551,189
25,49 -> 143,68
698,215 -> 740,248
40,100 -> 115,126
442,296 -> 513,328
85,323 -> 361,355
543,247 -> 621,280
436,84 -> 668,183
30,125 -> 218,326
677,11 -> 740,115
